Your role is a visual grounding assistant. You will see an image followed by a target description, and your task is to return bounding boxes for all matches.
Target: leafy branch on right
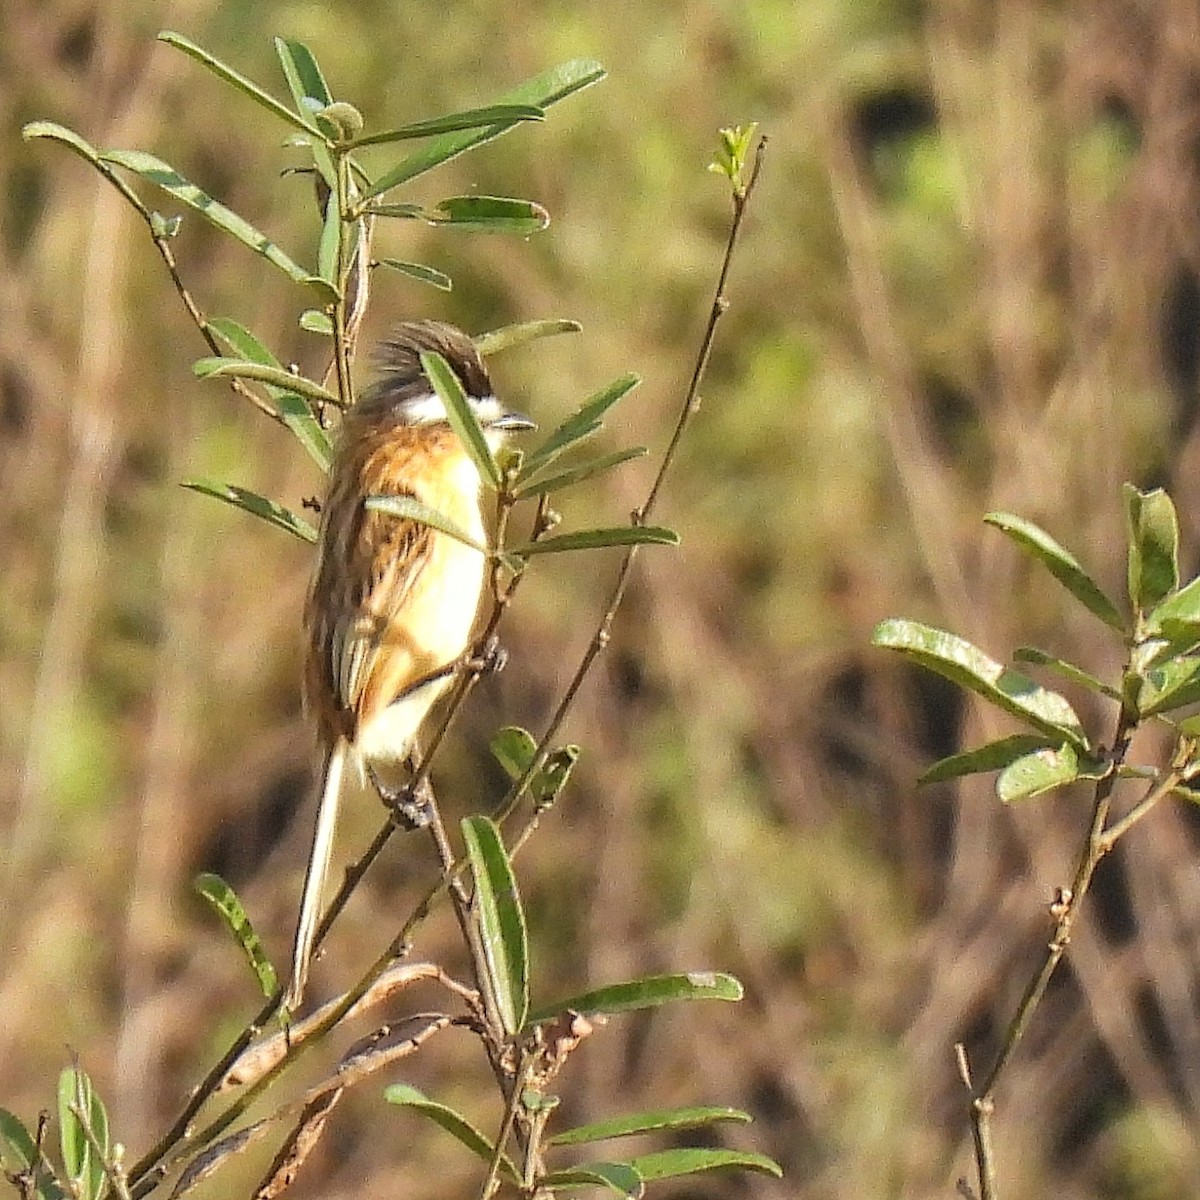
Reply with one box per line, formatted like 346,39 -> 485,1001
874,483 -> 1200,1200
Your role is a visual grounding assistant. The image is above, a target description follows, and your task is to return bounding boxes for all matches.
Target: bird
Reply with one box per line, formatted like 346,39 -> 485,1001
286,320 -> 535,1010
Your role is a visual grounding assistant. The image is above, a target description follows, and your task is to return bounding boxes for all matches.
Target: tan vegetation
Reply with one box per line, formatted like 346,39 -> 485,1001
3,1 -> 1200,1197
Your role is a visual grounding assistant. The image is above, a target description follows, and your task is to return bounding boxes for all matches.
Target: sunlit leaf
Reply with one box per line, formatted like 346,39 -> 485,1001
984,511 -> 1124,630
872,619 -> 1089,749
520,374 -> 640,477
192,357 -> 338,407
1138,654 -> 1200,716
539,1164 -> 643,1198
383,1085 -> 519,1180
475,319 -> 582,357
997,744 -> 1085,802
0,1108 -> 64,1199
350,104 -> 544,147
158,32 -> 322,137
462,816 -> 529,1035
430,195 -> 550,233
58,1068 -> 107,1200
1011,647 -> 1120,699
194,872 -> 278,998
1125,484 -> 1179,613
377,259 -> 453,291
628,1148 -> 782,1182
491,726 -> 538,780
365,494 -> 486,552
918,734 -> 1059,785
510,526 -> 678,556
359,58 -> 605,202
1148,573 -> 1200,639
101,149 -> 335,300
183,480 -> 317,544
530,972 -> 742,1024
515,448 -> 647,498
549,1107 -> 751,1146
420,350 -> 501,489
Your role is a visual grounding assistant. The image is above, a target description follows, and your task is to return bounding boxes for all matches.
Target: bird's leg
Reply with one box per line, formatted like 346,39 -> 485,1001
366,761 -> 433,830
465,633 -> 507,677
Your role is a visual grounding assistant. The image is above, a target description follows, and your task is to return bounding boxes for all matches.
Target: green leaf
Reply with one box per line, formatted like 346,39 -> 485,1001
101,149 -> 335,300
158,32 -> 322,137
22,121 -> 104,168
192,358 -> 339,407
350,104 -> 545,147
462,816 -> 529,1035
1011,647 -> 1121,699
997,744 -> 1084,802
515,448 -> 648,498
194,872 -> 279,998
317,190 -> 340,287
383,1086 -> 519,1180
359,58 -> 606,202
491,726 -> 538,780
1138,655 -> 1200,716
918,734 -> 1059,785
520,374 -> 640,477
274,37 -> 332,110
629,1148 -> 782,1183
430,196 -> 550,233
549,1107 -> 751,1147
475,319 -> 582,357
539,1164 -> 644,1197
1125,484 -> 1179,613
377,259 -> 453,291
532,745 -> 580,806
299,309 -> 334,336
420,350 -> 502,489
510,526 -> 679,556
0,1108 -> 65,1199
1148,573 -> 1200,639
58,1068 -> 107,1200
984,512 -> 1125,630
182,480 -> 318,544
871,619 -> 1089,750
364,494 -> 486,552
530,972 -> 742,1024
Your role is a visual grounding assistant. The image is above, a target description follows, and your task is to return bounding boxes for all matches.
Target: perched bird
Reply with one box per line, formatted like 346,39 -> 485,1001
287,320 -> 534,1009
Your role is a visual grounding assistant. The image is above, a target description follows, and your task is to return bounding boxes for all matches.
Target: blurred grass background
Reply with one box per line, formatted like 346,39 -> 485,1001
5,0 -> 1200,1197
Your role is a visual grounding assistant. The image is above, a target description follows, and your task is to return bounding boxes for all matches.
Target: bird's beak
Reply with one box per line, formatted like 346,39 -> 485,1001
492,409 -> 536,432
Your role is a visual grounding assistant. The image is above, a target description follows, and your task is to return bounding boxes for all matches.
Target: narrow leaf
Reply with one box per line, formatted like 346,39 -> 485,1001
383,1086 -> 519,1180
183,480 -> 318,544
475,319 -> 582,356
491,726 -> 538,780
550,1107 -> 751,1147
1125,484 -> 1179,612
299,309 -> 334,336
192,358 -> 339,407
872,619 -> 1089,749
101,149 -> 334,299
0,1108 -> 64,1199
984,512 -> 1124,630
58,1068 -> 107,1200
317,189 -> 340,286
629,1149 -> 783,1182
539,1164 -> 643,1198
365,494 -> 486,552
510,526 -> 679,556
462,816 -> 529,1035
377,259 -> 453,291
918,734 -> 1059,785
520,374 -> 640,477
276,393 -> 333,472
431,195 -> 550,233
530,972 -> 742,1024
350,105 -> 545,147
997,744 -> 1082,803
22,121 -> 104,167
1011,647 -> 1120,699
515,448 -> 648,498
360,58 -> 606,202
274,38 -> 332,109
194,872 -> 279,998
420,350 -> 501,489
158,32 -> 322,136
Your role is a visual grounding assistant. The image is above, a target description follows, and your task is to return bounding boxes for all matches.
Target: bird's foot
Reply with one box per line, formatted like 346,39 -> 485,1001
466,634 -> 507,677
367,765 -> 433,830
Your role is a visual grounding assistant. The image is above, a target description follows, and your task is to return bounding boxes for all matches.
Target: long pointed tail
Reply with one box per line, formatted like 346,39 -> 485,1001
285,739 -> 348,1010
